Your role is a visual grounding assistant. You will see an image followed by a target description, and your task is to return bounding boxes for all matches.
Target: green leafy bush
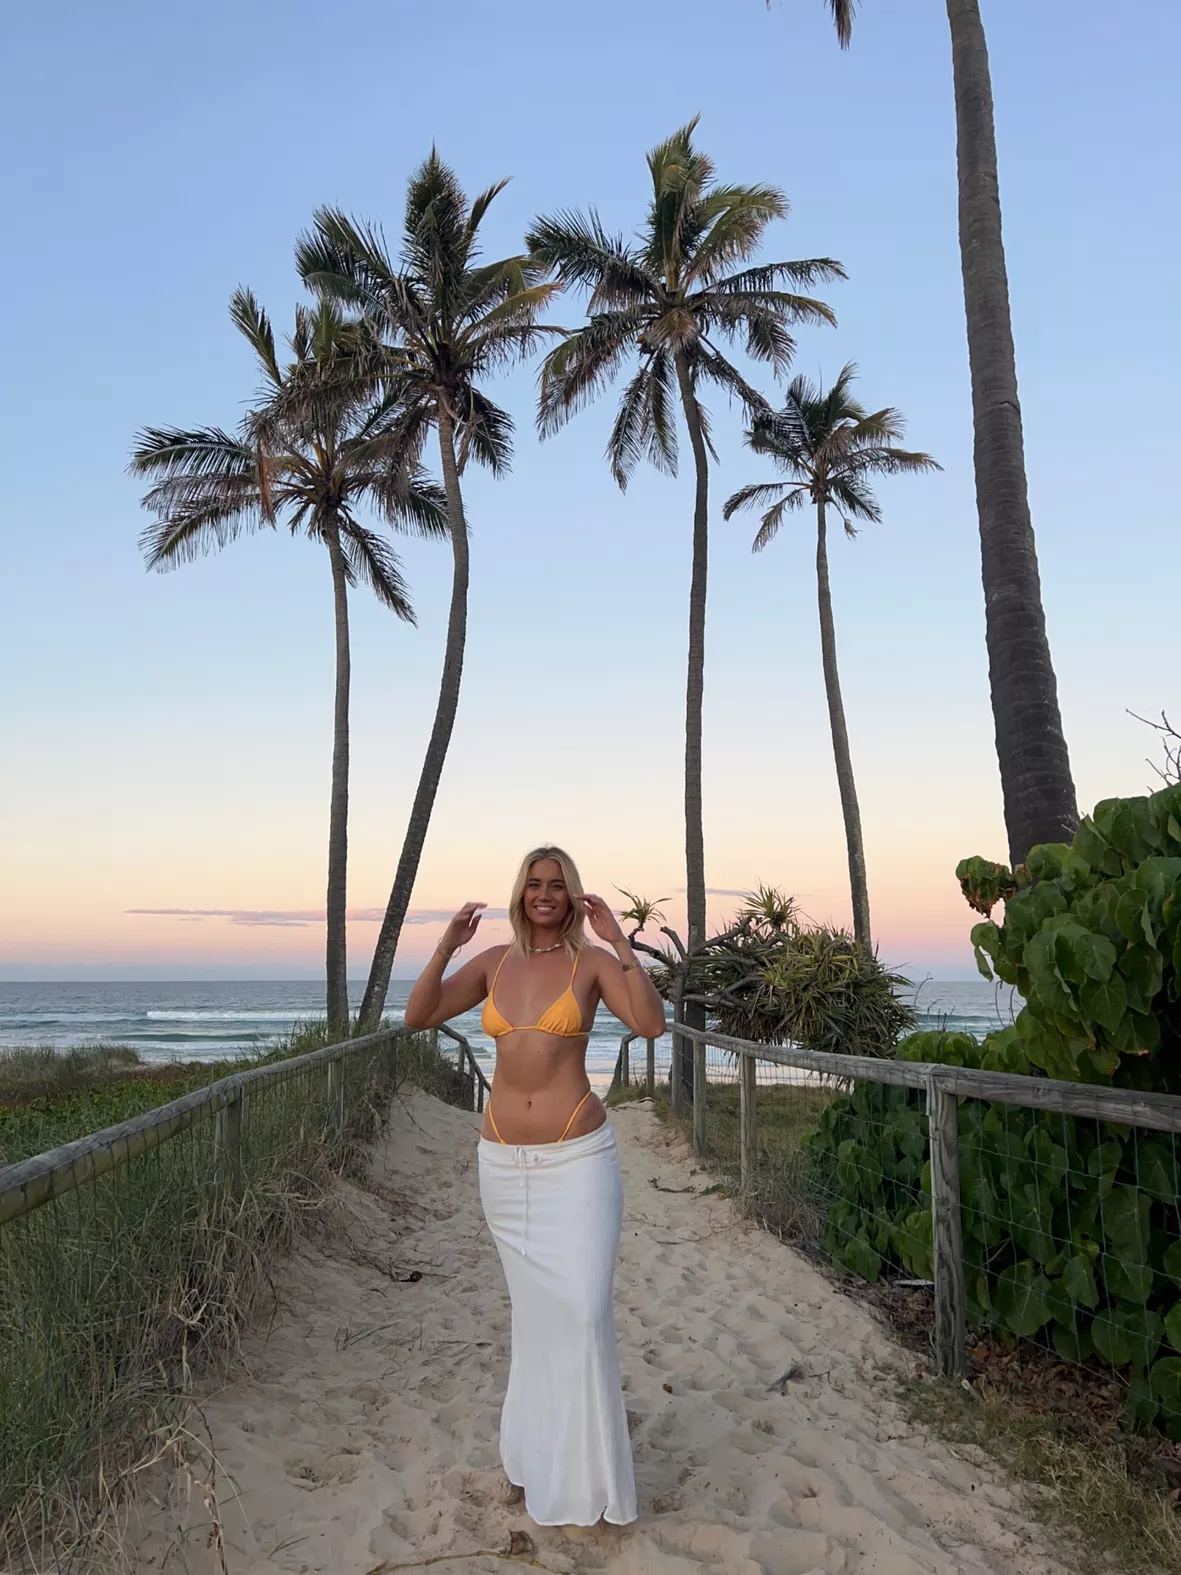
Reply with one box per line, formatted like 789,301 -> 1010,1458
806,784 -> 1181,1434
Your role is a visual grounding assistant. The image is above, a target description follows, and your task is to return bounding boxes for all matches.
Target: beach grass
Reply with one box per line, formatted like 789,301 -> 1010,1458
903,1377 -> 1181,1574
0,1022 -> 466,1568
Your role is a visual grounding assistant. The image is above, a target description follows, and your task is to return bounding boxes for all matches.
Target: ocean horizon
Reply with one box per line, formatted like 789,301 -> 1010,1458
0,977 -> 1020,1091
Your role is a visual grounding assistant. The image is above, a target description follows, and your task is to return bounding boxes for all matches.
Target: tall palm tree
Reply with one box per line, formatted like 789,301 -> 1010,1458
130,290 -> 447,1034
814,0 -> 1078,865
725,364 -> 939,949
296,153 -> 560,1028
527,117 -> 843,994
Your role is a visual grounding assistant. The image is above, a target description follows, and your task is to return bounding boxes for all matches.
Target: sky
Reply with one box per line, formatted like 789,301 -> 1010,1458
1,0 -> 1178,985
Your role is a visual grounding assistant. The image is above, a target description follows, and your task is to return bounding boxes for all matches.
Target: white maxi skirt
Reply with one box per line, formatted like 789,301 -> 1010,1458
478,1121 -> 636,1527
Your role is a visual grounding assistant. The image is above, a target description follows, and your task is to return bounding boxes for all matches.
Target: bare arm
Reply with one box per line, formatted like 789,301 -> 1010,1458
404,902 -> 495,1029
582,894 -> 667,1039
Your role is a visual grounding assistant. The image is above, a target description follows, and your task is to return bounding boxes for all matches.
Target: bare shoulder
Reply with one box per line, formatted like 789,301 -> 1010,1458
463,944 -> 508,980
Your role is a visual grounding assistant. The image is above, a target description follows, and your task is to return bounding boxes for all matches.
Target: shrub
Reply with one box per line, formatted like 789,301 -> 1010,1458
649,886 -> 916,1055
806,784 -> 1181,1435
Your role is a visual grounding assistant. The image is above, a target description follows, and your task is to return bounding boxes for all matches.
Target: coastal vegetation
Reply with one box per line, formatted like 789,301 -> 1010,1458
128,75 -> 1060,1029
131,297 -> 448,1034
0,1025 -> 466,1562
529,119 -> 842,1015
724,366 -> 940,950
641,885 -> 914,1055
295,156 -> 559,1029
794,783 -> 1181,1436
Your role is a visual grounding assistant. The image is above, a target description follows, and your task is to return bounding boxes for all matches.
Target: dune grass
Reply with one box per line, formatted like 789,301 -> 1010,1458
904,1377 -> 1181,1574
0,1022 -> 466,1569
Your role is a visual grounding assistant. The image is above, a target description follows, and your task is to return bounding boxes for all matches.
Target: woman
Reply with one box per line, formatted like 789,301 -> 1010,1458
404,846 -> 667,1527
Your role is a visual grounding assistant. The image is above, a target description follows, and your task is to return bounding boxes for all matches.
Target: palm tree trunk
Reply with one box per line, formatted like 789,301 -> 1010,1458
815,500 -> 871,950
325,530 -> 351,1036
946,0 -> 1078,865
674,349 -> 710,1103
673,351 -> 710,954
359,403 -> 470,1028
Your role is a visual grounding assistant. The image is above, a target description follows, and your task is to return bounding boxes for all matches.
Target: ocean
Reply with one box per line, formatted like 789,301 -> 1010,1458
0,977 -> 1020,1091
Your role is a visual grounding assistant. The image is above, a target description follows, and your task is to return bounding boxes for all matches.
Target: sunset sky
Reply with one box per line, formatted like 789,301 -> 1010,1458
2,0 -> 1177,983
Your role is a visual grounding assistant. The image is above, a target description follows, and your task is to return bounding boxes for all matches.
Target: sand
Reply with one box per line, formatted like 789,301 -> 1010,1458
128,1090 -> 1073,1575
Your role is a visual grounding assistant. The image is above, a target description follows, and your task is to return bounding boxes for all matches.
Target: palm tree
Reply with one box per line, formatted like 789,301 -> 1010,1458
724,364 -> 939,949
814,0 -> 1078,865
527,117 -> 843,999
130,290 -> 447,1034
295,153 -> 559,1028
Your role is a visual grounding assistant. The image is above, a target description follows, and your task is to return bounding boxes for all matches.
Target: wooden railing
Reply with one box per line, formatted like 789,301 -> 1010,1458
0,1029 -> 398,1228
609,1031 -> 659,1098
430,1023 -> 491,1112
638,1022 -> 1181,1384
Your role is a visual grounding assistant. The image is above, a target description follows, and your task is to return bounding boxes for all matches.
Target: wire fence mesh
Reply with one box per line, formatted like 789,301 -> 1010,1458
637,1032 -> 1181,1442
0,1031 -> 409,1563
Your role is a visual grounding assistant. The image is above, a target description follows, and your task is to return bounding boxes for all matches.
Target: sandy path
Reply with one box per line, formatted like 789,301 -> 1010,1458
130,1091 -> 1072,1575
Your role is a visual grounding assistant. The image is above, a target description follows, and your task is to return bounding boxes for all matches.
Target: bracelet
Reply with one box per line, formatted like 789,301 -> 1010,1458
620,960 -> 640,974
435,945 -> 455,963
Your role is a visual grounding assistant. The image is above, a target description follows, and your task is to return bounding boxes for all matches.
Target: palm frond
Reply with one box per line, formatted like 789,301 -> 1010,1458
371,462 -> 450,537
747,400 -> 815,468
751,492 -> 802,551
229,288 -> 281,387
466,177 -> 511,242
842,443 -> 942,478
536,311 -> 647,436
403,149 -> 472,296
711,258 -> 847,294
722,478 -> 797,521
645,349 -> 679,478
129,426 -> 255,479
339,523 -> 416,620
830,0 -> 857,48
693,346 -> 770,418
138,494 -> 268,569
296,209 -> 396,321
685,185 -> 789,284
526,210 -> 653,309
455,387 -> 514,474
827,474 -> 882,525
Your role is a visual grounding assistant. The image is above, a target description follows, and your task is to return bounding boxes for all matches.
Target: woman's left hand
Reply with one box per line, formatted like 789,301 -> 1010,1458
582,893 -> 625,945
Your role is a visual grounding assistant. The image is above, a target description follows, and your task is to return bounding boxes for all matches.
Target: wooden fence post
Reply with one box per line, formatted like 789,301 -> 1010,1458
215,1088 -> 243,1195
646,1037 -> 656,1098
326,1056 -> 344,1130
621,1036 -> 630,1088
692,1037 -> 706,1156
927,1074 -> 967,1378
739,1052 -> 757,1189
670,1005 -> 683,1115
428,1026 -> 438,1056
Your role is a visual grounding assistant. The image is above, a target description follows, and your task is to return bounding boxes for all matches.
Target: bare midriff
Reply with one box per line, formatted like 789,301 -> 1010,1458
480,1030 -> 606,1146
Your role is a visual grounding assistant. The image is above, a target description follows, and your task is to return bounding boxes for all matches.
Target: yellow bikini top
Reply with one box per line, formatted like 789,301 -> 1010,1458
481,948 -> 587,1039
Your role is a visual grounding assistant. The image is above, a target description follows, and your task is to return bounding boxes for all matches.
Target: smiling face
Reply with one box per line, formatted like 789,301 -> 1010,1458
523,858 -> 572,942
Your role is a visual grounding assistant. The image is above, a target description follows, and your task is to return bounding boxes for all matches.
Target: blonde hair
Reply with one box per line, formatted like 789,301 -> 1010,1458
508,845 -> 589,957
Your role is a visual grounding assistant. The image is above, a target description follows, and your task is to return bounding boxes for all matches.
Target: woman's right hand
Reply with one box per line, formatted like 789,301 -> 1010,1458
437,902 -> 486,959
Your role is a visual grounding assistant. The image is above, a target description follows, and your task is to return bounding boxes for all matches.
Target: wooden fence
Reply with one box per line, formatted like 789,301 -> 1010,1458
0,1025 -> 494,1229
431,1024 -> 492,1111
12,1008 -> 1180,1390
641,1022 -> 1181,1383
